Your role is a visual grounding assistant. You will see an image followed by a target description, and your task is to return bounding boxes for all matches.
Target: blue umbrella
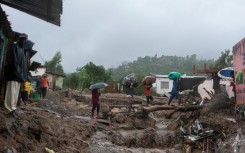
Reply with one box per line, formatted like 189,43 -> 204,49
218,67 -> 234,80
89,82 -> 108,90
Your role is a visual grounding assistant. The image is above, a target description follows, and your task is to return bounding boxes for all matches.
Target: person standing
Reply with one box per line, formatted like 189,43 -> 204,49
20,81 -> 31,105
168,78 -> 180,105
126,82 -> 134,112
40,75 -> 49,99
91,89 -> 101,118
144,84 -> 153,103
36,76 -> 41,98
4,33 -> 28,118
230,72 -> 236,98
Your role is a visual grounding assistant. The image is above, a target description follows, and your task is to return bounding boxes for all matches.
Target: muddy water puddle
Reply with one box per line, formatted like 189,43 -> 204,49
88,119 -> 181,153
89,130 -> 180,153
68,115 -> 91,120
155,118 -> 175,129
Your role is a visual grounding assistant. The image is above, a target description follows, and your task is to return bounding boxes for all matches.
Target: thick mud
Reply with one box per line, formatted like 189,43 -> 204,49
0,90 -> 245,153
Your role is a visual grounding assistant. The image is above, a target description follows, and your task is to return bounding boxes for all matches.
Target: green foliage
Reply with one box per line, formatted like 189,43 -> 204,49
63,72 -> 80,89
210,50 -> 233,69
44,51 -> 64,74
64,62 -> 112,89
112,54 -> 215,81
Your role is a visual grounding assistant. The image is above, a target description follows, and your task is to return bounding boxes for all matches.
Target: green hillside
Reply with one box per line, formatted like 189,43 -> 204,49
111,54 -> 215,81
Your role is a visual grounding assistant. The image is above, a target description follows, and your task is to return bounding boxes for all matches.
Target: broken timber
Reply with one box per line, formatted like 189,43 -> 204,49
139,105 -> 204,113
110,104 -> 204,116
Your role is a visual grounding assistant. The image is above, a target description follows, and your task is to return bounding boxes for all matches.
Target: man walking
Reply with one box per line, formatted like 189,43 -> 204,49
40,75 -> 49,99
4,33 -> 28,118
168,78 -> 180,105
144,84 -> 154,103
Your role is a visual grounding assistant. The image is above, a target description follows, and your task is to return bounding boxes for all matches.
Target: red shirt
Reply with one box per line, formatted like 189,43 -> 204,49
144,86 -> 151,96
92,90 -> 100,104
41,77 -> 49,88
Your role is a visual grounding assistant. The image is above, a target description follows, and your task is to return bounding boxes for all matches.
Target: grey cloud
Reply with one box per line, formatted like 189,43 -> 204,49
3,0 -> 245,72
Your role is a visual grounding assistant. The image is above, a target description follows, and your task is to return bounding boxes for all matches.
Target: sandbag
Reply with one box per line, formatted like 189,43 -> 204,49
122,73 -> 137,87
141,76 -> 156,85
168,72 -> 181,80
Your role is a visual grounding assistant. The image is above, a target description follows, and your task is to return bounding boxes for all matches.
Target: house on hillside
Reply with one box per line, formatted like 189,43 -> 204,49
46,71 -> 65,90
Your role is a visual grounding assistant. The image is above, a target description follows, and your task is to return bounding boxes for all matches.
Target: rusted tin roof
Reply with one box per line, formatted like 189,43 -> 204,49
0,5 -> 13,38
0,0 -> 63,26
29,61 -> 41,71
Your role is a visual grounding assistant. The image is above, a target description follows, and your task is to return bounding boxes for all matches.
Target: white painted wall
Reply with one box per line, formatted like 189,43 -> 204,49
30,67 -> 46,77
55,76 -> 64,89
154,75 -> 173,95
198,80 -> 234,100
154,75 -> 234,99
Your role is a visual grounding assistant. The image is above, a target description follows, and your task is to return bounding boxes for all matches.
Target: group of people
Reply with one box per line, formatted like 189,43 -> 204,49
90,76 -> 156,118
90,75 -> 181,118
4,34 -> 50,119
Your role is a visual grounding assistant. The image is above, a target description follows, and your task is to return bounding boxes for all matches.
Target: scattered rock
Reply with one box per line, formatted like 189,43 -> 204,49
14,134 -> 23,143
134,116 -> 156,129
114,114 -> 126,123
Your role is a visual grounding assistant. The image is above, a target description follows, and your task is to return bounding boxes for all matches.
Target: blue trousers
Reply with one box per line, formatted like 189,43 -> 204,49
168,93 -> 181,105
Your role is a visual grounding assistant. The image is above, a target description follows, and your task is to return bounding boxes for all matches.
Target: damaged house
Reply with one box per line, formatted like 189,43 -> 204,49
46,71 -> 65,90
0,0 -> 63,103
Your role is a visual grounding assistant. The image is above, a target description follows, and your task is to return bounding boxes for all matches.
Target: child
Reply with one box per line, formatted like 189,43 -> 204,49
20,81 -> 31,105
91,89 -> 101,118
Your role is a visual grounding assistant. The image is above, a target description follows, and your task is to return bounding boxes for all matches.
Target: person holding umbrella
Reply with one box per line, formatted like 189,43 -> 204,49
89,83 -> 107,118
91,88 -> 101,118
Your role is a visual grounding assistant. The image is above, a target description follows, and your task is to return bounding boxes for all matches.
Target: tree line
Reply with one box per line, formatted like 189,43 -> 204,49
45,50 -> 233,91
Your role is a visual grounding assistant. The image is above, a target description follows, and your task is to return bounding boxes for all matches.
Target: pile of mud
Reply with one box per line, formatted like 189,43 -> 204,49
0,89 -> 244,153
111,128 -> 177,148
0,108 -> 94,153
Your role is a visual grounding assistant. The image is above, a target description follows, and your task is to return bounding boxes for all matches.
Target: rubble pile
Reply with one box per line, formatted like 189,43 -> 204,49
0,88 -> 244,153
0,109 -> 94,153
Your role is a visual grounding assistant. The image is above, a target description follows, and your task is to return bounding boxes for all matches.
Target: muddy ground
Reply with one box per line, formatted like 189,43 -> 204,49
0,90 -> 244,153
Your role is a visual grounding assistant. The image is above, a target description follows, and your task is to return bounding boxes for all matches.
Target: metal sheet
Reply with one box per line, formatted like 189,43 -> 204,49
0,0 -> 63,26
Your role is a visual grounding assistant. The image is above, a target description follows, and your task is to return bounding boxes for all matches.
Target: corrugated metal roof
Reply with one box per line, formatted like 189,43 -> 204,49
29,50 -> 37,58
0,0 -> 63,26
29,61 -> 41,71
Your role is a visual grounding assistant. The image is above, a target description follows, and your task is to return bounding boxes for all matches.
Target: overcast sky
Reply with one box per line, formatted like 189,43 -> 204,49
2,0 -> 245,72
